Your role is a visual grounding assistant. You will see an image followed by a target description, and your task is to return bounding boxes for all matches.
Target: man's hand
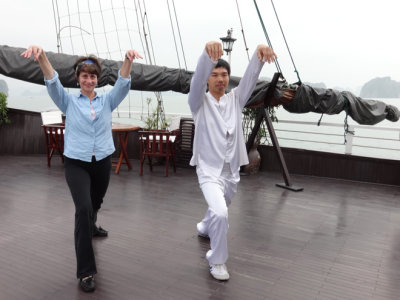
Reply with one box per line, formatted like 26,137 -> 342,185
205,41 -> 223,61
270,87 -> 296,107
282,88 -> 296,101
256,45 -> 277,63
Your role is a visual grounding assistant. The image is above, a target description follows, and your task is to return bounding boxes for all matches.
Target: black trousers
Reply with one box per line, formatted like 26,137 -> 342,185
64,155 -> 111,279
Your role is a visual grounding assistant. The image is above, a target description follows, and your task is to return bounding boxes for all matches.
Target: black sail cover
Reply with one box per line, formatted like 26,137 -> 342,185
0,45 -> 393,125
0,45 -> 193,93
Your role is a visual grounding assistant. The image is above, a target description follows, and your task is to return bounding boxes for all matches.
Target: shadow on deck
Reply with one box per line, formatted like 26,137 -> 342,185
1,155 -> 400,300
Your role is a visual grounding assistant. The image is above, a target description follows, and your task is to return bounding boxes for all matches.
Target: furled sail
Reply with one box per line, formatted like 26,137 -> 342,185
248,82 -> 399,125
0,45 -> 397,125
0,45 -> 193,93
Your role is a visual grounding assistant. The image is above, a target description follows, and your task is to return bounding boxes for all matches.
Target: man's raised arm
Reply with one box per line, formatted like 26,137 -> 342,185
188,41 -> 222,114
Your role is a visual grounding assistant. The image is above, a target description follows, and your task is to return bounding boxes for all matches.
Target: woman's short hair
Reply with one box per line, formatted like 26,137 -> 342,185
73,55 -> 102,78
215,59 -> 230,76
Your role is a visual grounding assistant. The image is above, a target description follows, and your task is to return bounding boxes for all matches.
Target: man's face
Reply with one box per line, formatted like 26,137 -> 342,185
207,67 -> 229,97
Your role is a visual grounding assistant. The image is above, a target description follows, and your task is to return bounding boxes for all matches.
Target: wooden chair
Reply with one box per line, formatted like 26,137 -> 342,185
139,129 -> 177,177
41,110 -> 63,125
173,117 -> 195,168
41,111 -> 65,167
167,115 -> 181,145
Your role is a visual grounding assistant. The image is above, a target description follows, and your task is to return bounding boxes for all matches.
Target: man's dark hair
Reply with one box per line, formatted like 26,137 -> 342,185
215,59 -> 230,76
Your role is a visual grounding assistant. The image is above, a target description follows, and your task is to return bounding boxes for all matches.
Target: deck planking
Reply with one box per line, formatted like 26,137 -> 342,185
0,155 -> 400,300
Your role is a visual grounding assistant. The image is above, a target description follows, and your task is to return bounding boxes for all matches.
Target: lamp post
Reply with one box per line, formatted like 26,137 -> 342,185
56,25 -> 91,54
220,28 -> 236,65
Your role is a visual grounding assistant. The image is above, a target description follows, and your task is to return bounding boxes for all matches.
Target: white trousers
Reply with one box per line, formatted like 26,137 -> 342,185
197,163 -> 239,265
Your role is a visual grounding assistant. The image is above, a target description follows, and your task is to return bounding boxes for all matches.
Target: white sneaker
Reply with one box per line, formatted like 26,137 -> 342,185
209,264 -> 230,281
197,222 -> 209,239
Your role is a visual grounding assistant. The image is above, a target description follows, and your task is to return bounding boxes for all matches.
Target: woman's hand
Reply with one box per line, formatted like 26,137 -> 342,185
21,45 -> 54,80
21,45 -> 44,61
121,49 -> 142,78
125,50 -> 143,62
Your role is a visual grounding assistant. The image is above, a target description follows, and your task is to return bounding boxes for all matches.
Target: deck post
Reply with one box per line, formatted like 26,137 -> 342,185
345,125 -> 354,155
247,72 -> 303,192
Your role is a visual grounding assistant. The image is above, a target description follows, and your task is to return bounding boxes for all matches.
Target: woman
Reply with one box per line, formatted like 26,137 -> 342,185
21,46 -> 142,292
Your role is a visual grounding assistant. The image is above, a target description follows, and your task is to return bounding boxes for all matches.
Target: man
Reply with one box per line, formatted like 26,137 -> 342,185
188,41 -> 277,280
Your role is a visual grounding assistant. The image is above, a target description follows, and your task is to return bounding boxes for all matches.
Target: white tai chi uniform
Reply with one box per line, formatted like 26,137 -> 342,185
188,49 -> 265,265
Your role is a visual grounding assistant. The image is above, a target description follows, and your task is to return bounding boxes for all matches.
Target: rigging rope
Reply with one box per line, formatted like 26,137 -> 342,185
134,0 -> 148,64
122,0 -> 134,118
87,1 -> 100,56
252,0 -> 283,76
343,96 -> 354,144
142,0 -> 158,65
133,0 -> 149,118
66,0 -> 75,54
110,0 -> 124,60
166,0 -> 182,69
51,0 -> 61,53
270,0 -> 301,83
52,0 -> 189,126
76,0 -> 88,55
137,1 -> 153,64
137,0 -> 166,127
53,0 -> 151,122
235,0 -> 250,62
97,0 -> 112,59
253,0 -> 303,84
122,0 -> 134,48
97,0 -> 118,114
171,0 -> 187,70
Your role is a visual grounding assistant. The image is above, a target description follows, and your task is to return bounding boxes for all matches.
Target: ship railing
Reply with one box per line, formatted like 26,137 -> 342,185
113,111 -> 400,161
271,119 -> 400,160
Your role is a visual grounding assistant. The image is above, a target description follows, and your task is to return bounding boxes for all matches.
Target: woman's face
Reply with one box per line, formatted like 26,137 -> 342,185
78,71 -> 98,96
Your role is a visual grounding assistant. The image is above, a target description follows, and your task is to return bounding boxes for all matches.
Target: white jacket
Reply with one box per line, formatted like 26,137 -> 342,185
188,49 -> 265,177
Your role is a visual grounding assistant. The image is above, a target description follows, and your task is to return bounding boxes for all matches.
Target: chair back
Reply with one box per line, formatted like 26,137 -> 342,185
168,116 -> 181,132
139,130 -> 173,157
40,110 -> 64,167
139,129 -> 176,176
174,117 -> 195,167
41,110 -> 62,125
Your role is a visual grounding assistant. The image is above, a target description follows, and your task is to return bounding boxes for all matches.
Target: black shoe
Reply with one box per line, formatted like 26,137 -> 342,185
80,275 -> 95,293
93,225 -> 108,237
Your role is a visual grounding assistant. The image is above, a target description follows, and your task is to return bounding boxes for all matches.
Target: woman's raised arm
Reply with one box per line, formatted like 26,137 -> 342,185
21,45 -> 54,80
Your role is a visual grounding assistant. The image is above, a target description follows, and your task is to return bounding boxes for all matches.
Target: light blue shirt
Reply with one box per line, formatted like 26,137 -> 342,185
44,70 -> 131,162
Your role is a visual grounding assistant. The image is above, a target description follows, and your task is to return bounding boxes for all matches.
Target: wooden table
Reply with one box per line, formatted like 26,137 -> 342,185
112,123 -> 140,174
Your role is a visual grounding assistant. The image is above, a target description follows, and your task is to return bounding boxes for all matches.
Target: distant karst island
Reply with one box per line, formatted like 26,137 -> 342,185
359,77 -> 400,98
0,79 -> 8,96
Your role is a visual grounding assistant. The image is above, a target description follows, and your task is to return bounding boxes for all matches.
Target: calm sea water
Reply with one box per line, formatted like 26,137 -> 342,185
6,91 -> 400,160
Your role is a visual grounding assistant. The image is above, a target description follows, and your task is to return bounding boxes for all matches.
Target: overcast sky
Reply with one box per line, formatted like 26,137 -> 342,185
1,0 -> 400,92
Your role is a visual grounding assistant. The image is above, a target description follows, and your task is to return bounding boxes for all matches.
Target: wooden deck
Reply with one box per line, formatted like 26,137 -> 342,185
1,155 -> 400,300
